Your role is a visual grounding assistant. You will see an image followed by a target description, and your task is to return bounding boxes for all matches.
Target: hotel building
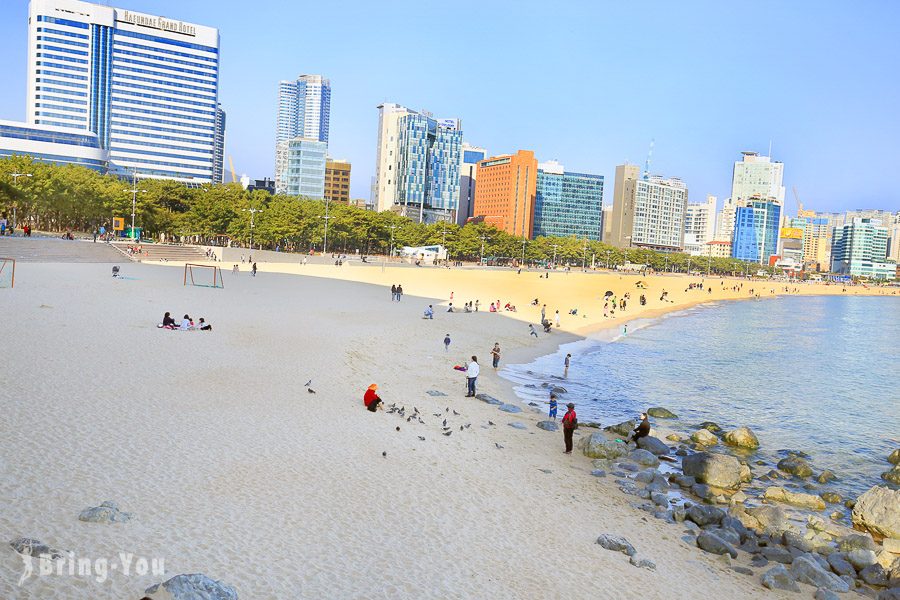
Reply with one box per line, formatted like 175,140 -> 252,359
471,150 -> 538,238
533,160 -> 604,241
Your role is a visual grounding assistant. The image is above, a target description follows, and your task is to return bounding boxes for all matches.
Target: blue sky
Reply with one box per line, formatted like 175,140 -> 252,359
1,0 -> 898,213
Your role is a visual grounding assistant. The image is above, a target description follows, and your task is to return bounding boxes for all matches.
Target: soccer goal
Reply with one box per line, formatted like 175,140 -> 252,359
183,263 -> 224,288
0,257 -> 15,288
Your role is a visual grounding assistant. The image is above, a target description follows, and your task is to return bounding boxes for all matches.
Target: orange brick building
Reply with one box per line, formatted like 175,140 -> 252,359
472,150 -> 538,238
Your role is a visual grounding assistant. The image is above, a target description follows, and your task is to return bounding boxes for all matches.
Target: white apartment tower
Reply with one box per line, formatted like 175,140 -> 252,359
276,75 -> 331,146
25,0 -> 221,183
731,151 -> 785,204
372,103 -> 414,212
683,194 -> 717,254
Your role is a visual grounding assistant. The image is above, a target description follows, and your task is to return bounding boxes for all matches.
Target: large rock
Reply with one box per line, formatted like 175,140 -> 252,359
852,486 -> 900,539
691,429 -> 719,446
814,589 -> 841,600
580,433 -> 629,460
498,403 -> 522,413
636,436 -> 670,456
686,504 -> 725,527
878,589 -> 900,600
682,452 -> 742,489
761,564 -> 801,592
859,564 -> 890,587
764,486 -> 827,510
827,552 -> 857,578
778,455 -> 814,478
696,530 -> 737,558
596,534 -> 636,556
647,407 -> 677,419
837,533 -> 877,552
78,501 -> 132,524
807,514 -> 857,539
747,505 -> 792,534
723,426 -> 760,450
882,466 -> 900,485
605,420 -> 636,437
791,555 -> 851,593
890,449 -> 900,465
629,449 -> 659,467
536,420 -> 558,432
848,548 -> 879,570
144,573 -> 238,600
9,538 -> 63,559
697,421 -> 722,433
475,393 -> 502,405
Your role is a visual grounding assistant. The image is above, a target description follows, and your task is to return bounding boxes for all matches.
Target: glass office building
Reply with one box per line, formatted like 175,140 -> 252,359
274,138 -> 327,199
731,198 -> 781,263
24,0 -> 220,182
831,218 -> 895,279
0,119 -> 107,171
276,75 -> 330,145
394,113 -> 462,223
533,161 -> 604,240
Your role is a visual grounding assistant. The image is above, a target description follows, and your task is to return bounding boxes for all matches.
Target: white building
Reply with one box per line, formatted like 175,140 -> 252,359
731,151 -> 785,205
683,194 -> 717,255
276,74 -> 330,146
23,0 -> 221,183
631,176 -> 688,251
274,137 -> 327,199
372,103 -> 414,212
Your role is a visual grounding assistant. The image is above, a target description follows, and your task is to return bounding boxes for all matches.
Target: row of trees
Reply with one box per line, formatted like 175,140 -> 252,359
0,155 -> 775,275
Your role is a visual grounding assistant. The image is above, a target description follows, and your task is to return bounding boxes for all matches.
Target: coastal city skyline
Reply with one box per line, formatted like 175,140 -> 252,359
0,0 -> 898,212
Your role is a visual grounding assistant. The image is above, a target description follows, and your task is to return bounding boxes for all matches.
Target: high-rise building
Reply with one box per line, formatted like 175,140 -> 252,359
731,151 -> 784,204
731,198 -> 781,263
276,75 -> 330,145
683,194 -> 717,255
213,104 -> 226,184
471,150 -> 538,238
324,158 -> 351,204
457,143 -> 485,226
372,104 -> 463,223
606,164 -> 688,251
715,197 -> 738,242
274,137 -> 326,199
888,213 -> 900,263
533,160 -> 604,240
788,215 -> 831,271
0,119 -> 107,171
22,0 -> 221,183
831,218 -> 895,279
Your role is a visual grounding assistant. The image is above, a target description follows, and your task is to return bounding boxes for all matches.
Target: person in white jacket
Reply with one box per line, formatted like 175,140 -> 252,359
465,356 -> 480,397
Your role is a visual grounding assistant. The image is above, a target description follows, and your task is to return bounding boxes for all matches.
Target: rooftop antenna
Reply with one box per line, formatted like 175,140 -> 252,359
643,139 -> 654,180
768,139 -> 773,158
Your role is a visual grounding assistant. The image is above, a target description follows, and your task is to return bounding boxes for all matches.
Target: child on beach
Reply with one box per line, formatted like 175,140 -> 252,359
529,324 -> 538,337
364,384 -> 383,412
444,334 -> 451,351
548,393 -> 558,420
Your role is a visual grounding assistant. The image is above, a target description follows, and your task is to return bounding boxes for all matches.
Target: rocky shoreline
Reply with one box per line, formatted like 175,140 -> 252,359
581,411 -> 900,598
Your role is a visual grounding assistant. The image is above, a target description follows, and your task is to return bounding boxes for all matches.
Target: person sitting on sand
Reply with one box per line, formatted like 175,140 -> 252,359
161,312 -> 177,329
489,302 -> 497,312
179,314 -> 192,330
630,413 -> 651,443
424,305 -> 434,319
198,317 -> 212,331
447,303 -> 454,312
364,384 -> 383,412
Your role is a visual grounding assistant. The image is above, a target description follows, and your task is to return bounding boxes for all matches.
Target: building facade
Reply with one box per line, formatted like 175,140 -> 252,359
471,150 -> 538,238
705,240 -> 732,258
372,104 -> 462,223
788,216 -> 831,270
324,158 -> 351,204
731,198 -> 781,263
24,0 -> 221,183
731,151 -> 784,204
533,160 -> 604,240
683,194 -> 717,255
606,163 -> 688,251
213,103 -> 225,183
0,119 -> 107,171
274,137 -> 326,199
276,75 -> 330,145
457,143 -> 485,226
831,218 -> 895,279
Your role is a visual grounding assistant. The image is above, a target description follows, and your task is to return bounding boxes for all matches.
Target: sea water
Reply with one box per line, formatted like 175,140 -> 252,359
502,295 -> 900,499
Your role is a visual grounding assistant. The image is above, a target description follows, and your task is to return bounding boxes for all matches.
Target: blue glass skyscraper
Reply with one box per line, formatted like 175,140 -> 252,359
394,114 -> 462,223
533,161 -> 604,240
731,198 -> 781,263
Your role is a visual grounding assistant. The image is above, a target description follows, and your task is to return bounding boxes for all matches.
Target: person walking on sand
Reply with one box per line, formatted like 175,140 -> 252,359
391,284 -> 397,301
541,304 -> 546,321
548,392 -> 558,420
529,324 -> 538,337
444,333 -> 451,352
564,353 -> 571,377
397,284 -> 403,301
465,356 -> 480,397
554,310 -> 561,328
490,343 -> 501,370
251,262 -> 257,277
562,403 -> 578,453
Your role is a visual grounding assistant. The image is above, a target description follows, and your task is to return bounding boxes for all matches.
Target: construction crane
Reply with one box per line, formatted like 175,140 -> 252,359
792,186 -> 803,215
228,156 -> 237,184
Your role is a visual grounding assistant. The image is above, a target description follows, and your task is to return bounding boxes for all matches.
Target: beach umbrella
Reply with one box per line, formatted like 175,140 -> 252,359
604,290 -> 614,297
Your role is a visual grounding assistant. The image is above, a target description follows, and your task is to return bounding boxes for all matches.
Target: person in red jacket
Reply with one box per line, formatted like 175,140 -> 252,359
561,403 -> 578,453
363,384 -> 382,412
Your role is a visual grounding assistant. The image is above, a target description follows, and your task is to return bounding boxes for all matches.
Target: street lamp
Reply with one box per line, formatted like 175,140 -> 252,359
480,234 -> 489,264
605,249 -> 611,269
521,238 -> 527,266
664,255 -> 669,273
322,197 -> 332,255
125,174 -> 147,241
9,172 -> 32,229
687,256 -> 692,275
551,244 -> 559,267
388,224 -> 399,259
242,207 -> 263,250
582,241 -> 588,271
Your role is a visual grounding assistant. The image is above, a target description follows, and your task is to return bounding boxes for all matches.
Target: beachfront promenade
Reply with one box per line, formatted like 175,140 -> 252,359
1,239 -> 897,598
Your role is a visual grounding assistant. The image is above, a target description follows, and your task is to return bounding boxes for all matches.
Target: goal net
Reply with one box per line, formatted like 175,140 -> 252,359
0,258 -> 15,288
183,263 -> 224,288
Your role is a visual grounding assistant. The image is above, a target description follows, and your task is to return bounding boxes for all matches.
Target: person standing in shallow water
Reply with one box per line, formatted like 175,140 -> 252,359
561,403 -> 578,453
564,353 -> 571,378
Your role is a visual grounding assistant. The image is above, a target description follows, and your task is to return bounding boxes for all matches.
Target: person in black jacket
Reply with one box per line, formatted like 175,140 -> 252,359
630,412 -> 651,443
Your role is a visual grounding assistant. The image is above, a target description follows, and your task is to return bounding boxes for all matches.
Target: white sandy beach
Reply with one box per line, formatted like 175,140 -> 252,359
1,259 -> 889,598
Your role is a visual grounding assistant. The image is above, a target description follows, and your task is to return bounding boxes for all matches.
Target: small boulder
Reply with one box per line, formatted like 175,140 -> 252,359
837,533 -> 877,553
647,407 -> 677,419
761,564 -> 801,592
747,505 -> 792,535
507,422 -> 527,430
498,403 -> 522,413
596,534 -> 636,556
827,552 -> 857,578
761,545 -> 795,564
666,433 -> 682,442
691,429 -> 719,446
580,434 -> 629,460
723,426 -> 760,450
605,420 -> 636,437
778,455 -> 814,478
817,470 -> 837,484
791,555 -> 851,593
536,420 -> 558,432
143,573 -> 238,600
882,466 -> 900,485
859,564 -> 889,587
551,386 -> 567,395
852,486 -> 900,539
889,449 -> 900,465
475,393 -> 502,405
764,486 -> 827,511
629,555 -> 656,570
629,449 -> 660,467
78,501 -> 132,524
814,588 -> 841,600
848,548 -> 879,570
820,492 -> 842,505
739,463 -> 753,483
637,435 -> 670,456
696,530 -> 738,558
9,538 -> 63,559
877,588 -> 900,600
697,421 -> 722,433
682,452 -> 742,489
686,504 -> 725,527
